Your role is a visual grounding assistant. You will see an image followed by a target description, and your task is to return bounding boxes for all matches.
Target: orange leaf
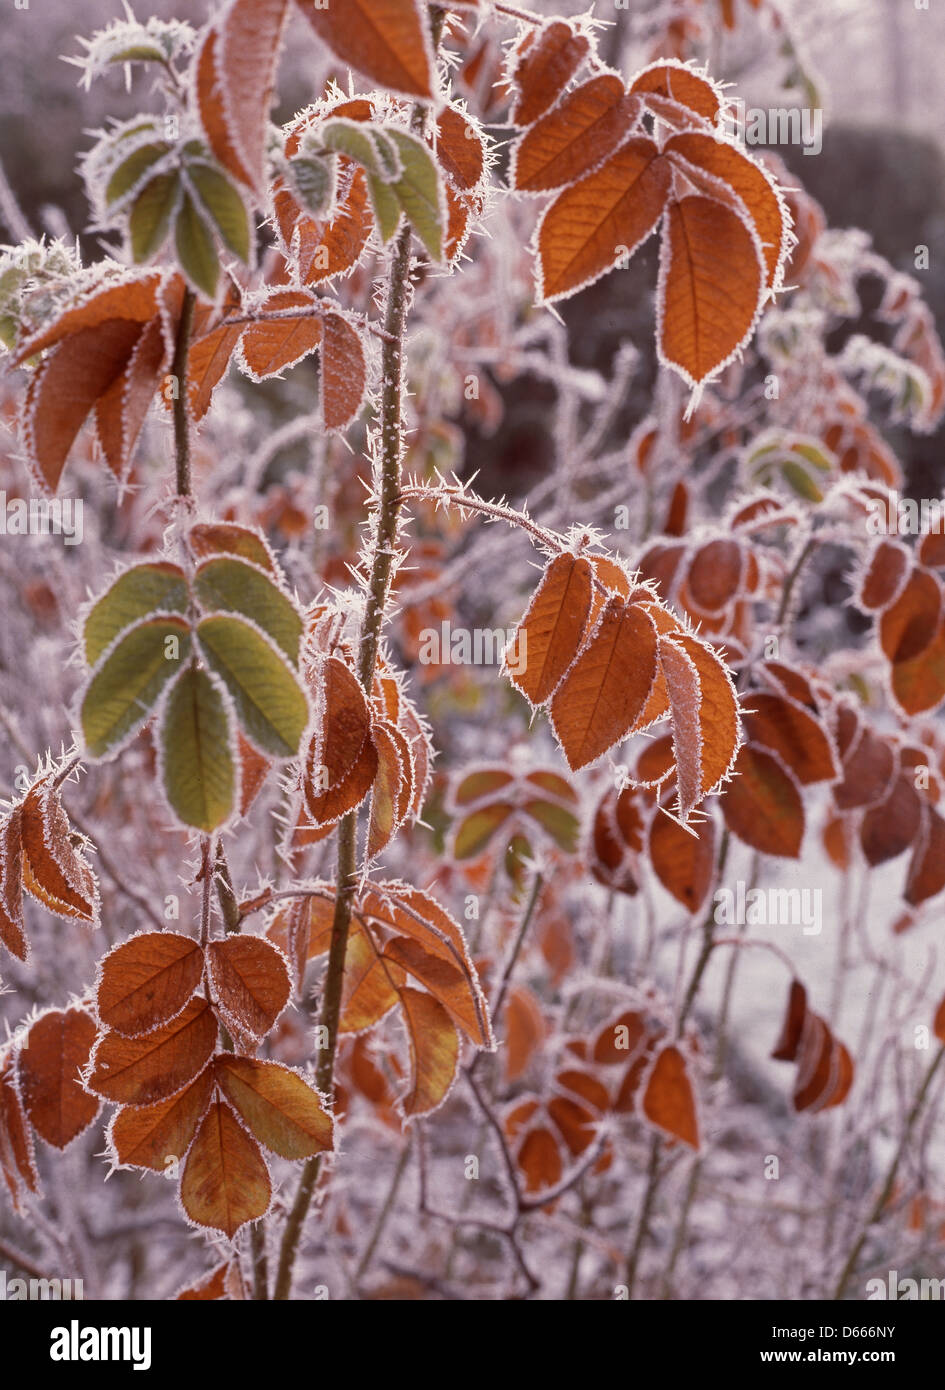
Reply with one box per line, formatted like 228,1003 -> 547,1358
189,521 -> 278,574
367,722 -> 407,860
94,317 -> 168,481
722,744 -> 804,857
320,312 -> 367,431
507,552 -> 593,706
629,61 -> 722,124
20,320 -> 143,492
685,539 -> 743,614
537,138 -> 670,303
905,807 -> 945,908
384,936 -> 485,1048
197,0 -> 288,193
12,273 -> 163,362
649,808 -> 716,912
550,597 -> 659,770
658,195 -> 765,387
180,1099 -> 271,1237
0,1056 -> 39,1206
87,997 -> 217,1106
857,539 -> 909,612
205,936 -> 291,1043
833,727 -> 896,810
642,1043 -> 699,1148
18,1008 -> 100,1149
20,779 -> 97,923
187,320 -> 244,421
664,131 -> 788,289
109,1070 -> 214,1172
860,774 -> 922,866
771,979 -> 808,1061
504,984 -> 546,1082
239,290 -> 322,379
304,656 -> 374,826
593,1009 -> 648,1066
512,76 -> 641,193
215,1055 -> 332,1159
398,987 -> 459,1117
517,1123 -> 563,1193
511,21 -> 590,128
435,106 -> 485,190
296,0 -> 434,100
658,631 -> 741,816
0,809 -> 27,962
880,567 -> 941,663
891,619 -> 945,716
97,931 -> 204,1037
743,692 -> 839,786
339,923 -> 403,1033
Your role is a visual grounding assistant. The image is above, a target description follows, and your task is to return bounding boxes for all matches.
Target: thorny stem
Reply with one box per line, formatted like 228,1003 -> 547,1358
171,287 -> 196,498
396,483 -> 560,552
833,1043 -> 945,1300
273,14 -> 448,1300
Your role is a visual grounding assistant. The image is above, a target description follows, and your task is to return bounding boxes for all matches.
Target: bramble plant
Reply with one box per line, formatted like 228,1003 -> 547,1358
1,0 -> 945,1304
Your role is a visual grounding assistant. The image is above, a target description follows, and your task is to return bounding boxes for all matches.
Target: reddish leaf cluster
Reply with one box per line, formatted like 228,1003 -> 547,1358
0,773 -> 98,961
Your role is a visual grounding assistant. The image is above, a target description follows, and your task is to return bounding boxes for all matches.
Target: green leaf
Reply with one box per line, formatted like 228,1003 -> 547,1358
288,154 -> 336,217
108,41 -> 169,64
106,142 -> 171,207
194,557 -> 303,665
174,192 -> 220,298
81,618 -> 192,759
454,803 -> 513,860
186,162 -> 250,262
160,666 -> 235,831
522,798 -> 579,853
129,171 -> 180,262
781,459 -> 824,503
196,614 -> 309,758
318,121 -> 398,181
84,562 -> 189,666
386,129 -> 444,262
366,174 -> 402,244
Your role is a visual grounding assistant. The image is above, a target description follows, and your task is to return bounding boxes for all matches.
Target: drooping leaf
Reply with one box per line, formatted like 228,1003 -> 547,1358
238,290 -> 322,380
180,1099 -> 271,1237
649,808 -> 716,912
641,1044 -> 699,1149
722,744 -> 804,857
130,171 -> 181,262
186,162 -> 251,262
18,1008 -> 100,1150
550,598 -> 659,769
511,21 -> 590,127
19,780 -> 97,924
658,632 -> 741,817
175,193 -> 220,299
159,667 -> 236,832
398,986 -> 459,1117
658,194 -> 766,387
0,809 -> 26,961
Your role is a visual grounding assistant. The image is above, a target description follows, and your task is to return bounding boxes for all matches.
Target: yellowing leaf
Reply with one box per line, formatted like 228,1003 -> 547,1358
215,1055 -> 332,1159
180,1099 -> 271,1237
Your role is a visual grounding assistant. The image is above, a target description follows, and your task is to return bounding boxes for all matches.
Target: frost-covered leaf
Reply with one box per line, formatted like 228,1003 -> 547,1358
87,996 -> 216,1105
295,0 -> 434,101
641,1044 -> 699,1149
109,1070 -> 213,1171
722,744 -> 804,857
83,563 -> 188,666
19,779 -> 98,924
159,666 -> 236,832
215,1055 -> 332,1158
180,1099 -> 271,1237
81,617 -> 192,759
196,614 -> 309,758
194,557 -> 303,665
510,21 -> 590,128
18,1008 -> 99,1150
512,76 -> 641,194
205,937 -> 291,1043
97,932 -> 204,1037
505,553 -> 593,706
